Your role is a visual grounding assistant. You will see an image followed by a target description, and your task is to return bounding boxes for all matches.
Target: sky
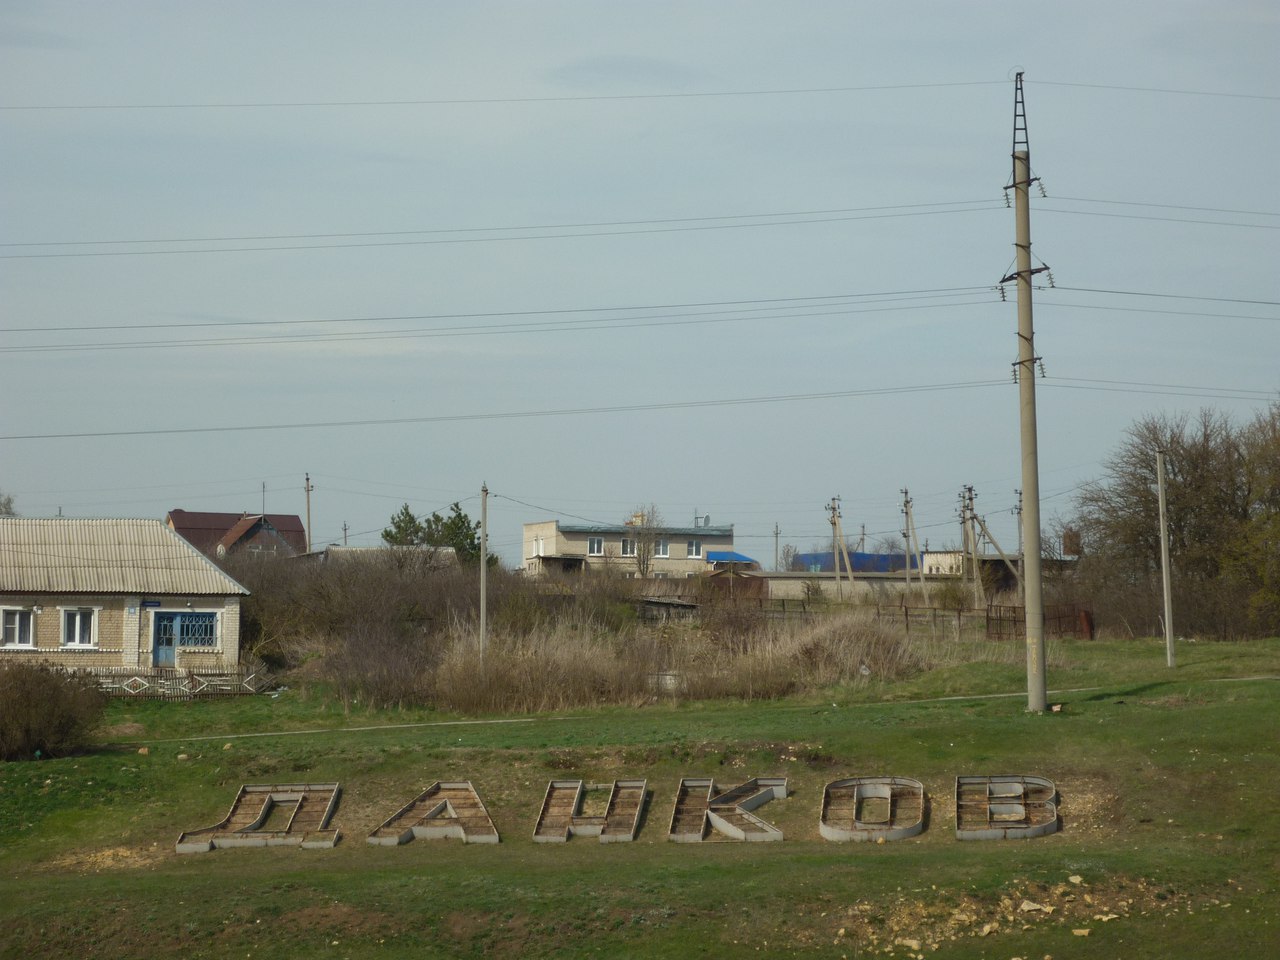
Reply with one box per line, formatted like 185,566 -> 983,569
2,1 -> 1277,567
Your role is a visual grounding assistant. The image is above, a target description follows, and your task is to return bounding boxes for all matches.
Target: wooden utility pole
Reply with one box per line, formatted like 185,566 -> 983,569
1002,72 -> 1048,712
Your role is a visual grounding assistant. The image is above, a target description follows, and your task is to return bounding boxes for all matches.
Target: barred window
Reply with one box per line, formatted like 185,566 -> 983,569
177,612 -> 218,647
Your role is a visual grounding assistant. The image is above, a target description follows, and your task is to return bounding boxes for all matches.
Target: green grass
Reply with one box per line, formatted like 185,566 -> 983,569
1,638 -> 1277,958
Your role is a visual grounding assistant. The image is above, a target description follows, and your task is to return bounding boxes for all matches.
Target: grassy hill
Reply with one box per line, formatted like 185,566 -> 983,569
1,637 -> 1277,958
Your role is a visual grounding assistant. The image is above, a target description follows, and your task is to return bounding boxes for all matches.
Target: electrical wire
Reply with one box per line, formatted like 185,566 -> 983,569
1033,79 -> 1280,101
0,205 -> 1001,260
0,199 -> 1000,250
1038,207 -> 1279,230
4,285 -> 994,334
2,295 -> 999,355
0,379 -> 1008,441
0,80 -> 1007,111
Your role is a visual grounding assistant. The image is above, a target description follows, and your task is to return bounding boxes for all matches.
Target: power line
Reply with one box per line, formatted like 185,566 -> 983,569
0,199 -> 1000,249
0,205 -> 1001,260
2,296 -> 998,355
1047,196 -> 1280,218
0,80 -> 1006,112
1044,377 -> 1276,402
6,374 -> 1272,444
1035,300 -> 1275,323
1039,207 -> 1279,230
4,285 -> 993,334
1050,287 -> 1280,307
6,194 -> 1271,253
0,379 -> 1007,441
1034,79 -> 1280,102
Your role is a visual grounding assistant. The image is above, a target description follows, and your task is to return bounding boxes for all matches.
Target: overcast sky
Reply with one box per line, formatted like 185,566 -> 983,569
2,1 -> 1277,566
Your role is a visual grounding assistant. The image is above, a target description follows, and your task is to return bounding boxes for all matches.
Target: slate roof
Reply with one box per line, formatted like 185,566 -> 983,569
0,518 -> 249,596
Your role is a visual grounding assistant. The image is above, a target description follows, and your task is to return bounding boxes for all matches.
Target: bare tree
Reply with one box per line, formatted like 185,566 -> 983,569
1070,407 -> 1278,637
626,504 -> 664,579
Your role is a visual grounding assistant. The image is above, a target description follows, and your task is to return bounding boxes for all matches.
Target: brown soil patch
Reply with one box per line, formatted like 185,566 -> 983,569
1057,775 -> 1125,838
47,844 -> 167,872
803,873 -> 1214,953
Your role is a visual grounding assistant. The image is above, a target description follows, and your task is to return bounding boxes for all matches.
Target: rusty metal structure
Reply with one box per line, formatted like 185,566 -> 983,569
955,774 -> 1058,840
820,777 -> 925,842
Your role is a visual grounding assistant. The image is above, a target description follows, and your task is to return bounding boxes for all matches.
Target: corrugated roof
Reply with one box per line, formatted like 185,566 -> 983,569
0,518 -> 249,596
706,551 -> 757,564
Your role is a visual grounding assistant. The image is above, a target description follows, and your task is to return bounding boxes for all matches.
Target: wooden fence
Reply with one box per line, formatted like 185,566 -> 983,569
77,665 -> 271,700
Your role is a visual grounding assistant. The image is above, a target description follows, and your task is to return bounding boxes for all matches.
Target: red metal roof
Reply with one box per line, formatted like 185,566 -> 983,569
167,509 -> 307,555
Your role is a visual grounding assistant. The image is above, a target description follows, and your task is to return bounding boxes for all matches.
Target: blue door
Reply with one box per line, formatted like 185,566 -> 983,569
153,613 -> 177,667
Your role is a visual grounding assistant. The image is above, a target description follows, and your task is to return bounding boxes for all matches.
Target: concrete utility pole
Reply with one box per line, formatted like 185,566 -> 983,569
1002,73 -> 1048,712
1157,451 -> 1175,668
480,482 -> 489,661
828,497 -> 843,600
303,473 -> 315,554
773,523 -> 781,571
960,486 -> 985,608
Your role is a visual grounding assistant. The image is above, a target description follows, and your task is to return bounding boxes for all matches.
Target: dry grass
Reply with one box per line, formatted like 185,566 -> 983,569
431,609 -> 928,712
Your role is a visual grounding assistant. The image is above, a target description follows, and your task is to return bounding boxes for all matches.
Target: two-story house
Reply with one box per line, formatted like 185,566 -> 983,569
523,517 -> 735,578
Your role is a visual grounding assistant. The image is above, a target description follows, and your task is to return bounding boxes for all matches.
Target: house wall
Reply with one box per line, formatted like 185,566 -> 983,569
0,594 -> 241,669
523,520 -> 562,563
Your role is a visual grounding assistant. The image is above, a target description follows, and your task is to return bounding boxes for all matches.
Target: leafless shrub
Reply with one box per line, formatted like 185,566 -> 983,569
0,663 -> 107,760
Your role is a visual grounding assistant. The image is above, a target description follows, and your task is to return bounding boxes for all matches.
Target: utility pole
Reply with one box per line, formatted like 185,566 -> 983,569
960,486 -> 985,608
1157,451 -> 1175,668
1001,72 -> 1048,712
828,497 -> 843,601
480,482 -> 489,661
342,522 -> 349,546
773,523 -> 780,571
303,473 -> 315,554
901,489 -> 921,596
1014,489 -> 1024,601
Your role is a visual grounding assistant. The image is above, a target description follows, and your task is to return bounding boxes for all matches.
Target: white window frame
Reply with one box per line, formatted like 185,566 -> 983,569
587,536 -> 604,557
1,608 -> 35,648
620,538 -> 637,557
654,539 -> 670,558
687,539 -> 703,559
59,606 -> 100,648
